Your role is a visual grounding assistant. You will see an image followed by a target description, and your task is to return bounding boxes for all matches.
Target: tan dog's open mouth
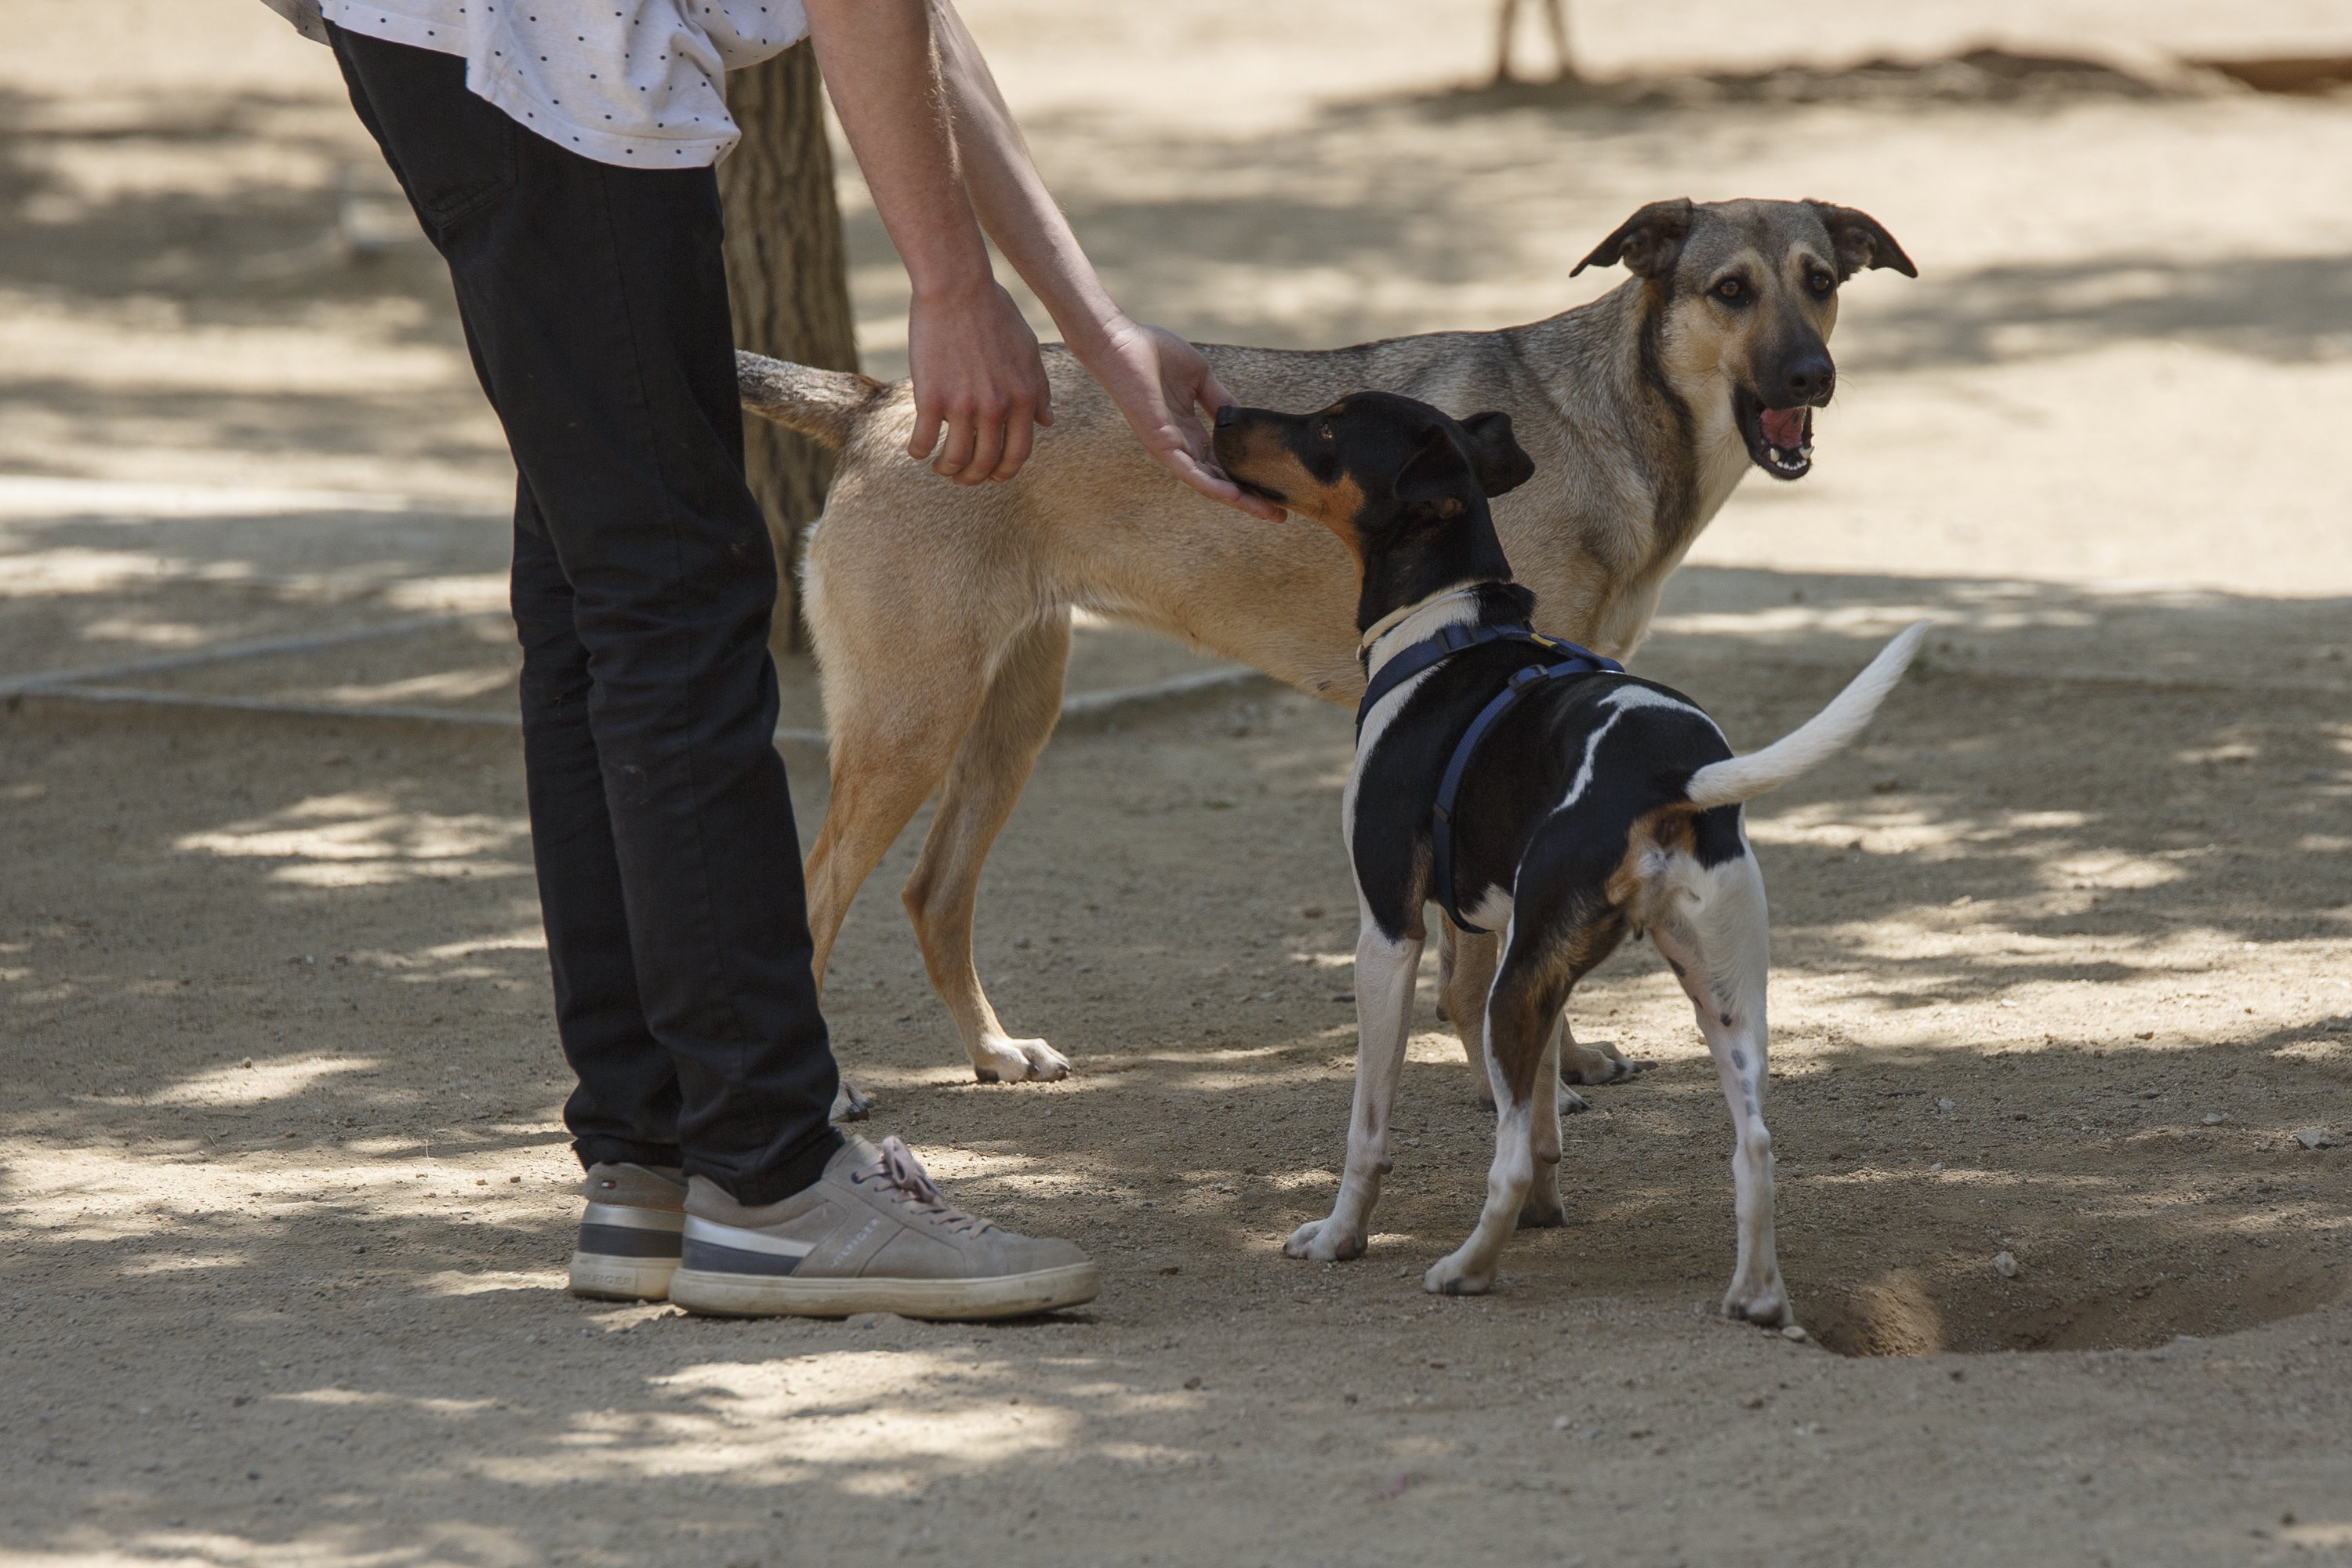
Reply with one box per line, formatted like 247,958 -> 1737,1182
1737,391 -> 1816,480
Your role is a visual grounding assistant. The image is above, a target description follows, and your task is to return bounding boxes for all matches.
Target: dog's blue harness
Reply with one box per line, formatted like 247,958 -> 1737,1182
1356,621 -> 1624,935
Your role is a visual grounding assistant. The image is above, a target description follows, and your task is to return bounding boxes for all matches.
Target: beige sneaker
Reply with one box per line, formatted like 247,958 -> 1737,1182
666,1136 -> 1098,1320
567,1162 -> 687,1301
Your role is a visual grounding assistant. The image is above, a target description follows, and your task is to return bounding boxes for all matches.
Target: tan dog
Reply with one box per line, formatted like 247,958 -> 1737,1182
739,197 -> 1915,1106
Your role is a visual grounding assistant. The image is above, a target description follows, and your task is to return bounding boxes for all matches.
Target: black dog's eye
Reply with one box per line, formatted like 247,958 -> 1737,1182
1318,422 -> 1335,441
1807,270 -> 1835,296
1714,277 -> 1745,303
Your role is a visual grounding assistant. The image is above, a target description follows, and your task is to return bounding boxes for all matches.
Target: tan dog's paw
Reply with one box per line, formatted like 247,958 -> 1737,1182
1559,1038 -> 1653,1087
1283,1217 -> 1367,1261
831,1080 -> 876,1121
971,1035 -> 1070,1083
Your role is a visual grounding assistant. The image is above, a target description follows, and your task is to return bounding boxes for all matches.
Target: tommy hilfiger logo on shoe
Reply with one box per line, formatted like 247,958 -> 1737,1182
828,1217 -> 884,1269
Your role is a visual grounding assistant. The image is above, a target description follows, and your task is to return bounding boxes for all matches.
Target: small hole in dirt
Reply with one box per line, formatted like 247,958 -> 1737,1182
1803,1258 -> 2346,1356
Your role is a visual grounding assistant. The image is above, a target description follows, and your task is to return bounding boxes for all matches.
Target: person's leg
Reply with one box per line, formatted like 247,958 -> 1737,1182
511,481 -> 682,1167
328,24 -> 839,1203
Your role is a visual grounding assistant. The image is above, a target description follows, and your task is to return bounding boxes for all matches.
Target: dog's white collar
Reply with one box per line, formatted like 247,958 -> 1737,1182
1358,586 -> 1486,663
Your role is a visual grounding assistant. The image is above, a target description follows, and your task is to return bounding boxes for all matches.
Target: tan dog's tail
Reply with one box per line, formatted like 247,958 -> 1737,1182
737,350 -> 890,449
1683,621 -> 1930,810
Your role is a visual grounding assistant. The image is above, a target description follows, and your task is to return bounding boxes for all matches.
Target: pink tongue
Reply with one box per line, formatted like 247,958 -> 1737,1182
1758,407 -> 1806,449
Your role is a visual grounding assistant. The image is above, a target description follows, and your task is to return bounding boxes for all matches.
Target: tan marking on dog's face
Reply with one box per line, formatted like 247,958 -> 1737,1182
1214,416 -> 1368,556
1657,241 -> 1836,397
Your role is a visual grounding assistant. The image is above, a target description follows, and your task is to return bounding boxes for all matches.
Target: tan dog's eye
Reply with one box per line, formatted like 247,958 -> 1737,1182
1714,278 -> 1744,302
1808,270 -> 1835,296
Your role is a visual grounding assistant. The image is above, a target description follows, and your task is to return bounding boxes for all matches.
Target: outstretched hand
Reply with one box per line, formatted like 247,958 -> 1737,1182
1084,320 -> 1285,521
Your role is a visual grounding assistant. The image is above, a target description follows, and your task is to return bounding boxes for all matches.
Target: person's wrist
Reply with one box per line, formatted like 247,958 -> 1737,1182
1058,305 -> 1134,365
908,263 -> 1001,311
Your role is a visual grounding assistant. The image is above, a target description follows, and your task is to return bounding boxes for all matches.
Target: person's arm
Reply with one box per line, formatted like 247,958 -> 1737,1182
799,0 -> 1276,514
926,1 -> 1278,517
800,0 -> 1050,485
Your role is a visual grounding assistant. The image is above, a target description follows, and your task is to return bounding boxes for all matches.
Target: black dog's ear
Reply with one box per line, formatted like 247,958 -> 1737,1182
1457,411 -> 1535,498
1571,198 -> 1694,279
1804,201 -> 1918,280
1393,423 -> 1475,518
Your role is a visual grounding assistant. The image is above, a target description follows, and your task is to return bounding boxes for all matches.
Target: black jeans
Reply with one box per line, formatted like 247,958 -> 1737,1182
328,24 -> 842,1203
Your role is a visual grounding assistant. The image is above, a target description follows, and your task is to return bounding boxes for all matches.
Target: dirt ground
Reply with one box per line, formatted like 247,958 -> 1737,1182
5,2 -> 2352,1565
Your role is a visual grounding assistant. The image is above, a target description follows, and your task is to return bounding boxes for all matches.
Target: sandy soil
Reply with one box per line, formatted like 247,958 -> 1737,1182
5,2 -> 2352,1565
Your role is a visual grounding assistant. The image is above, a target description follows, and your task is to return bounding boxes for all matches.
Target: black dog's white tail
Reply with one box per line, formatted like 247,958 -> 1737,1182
1684,621 -> 1931,810
737,350 -> 890,449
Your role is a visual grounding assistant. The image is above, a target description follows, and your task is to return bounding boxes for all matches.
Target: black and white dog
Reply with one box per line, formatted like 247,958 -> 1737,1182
1212,391 -> 1926,1322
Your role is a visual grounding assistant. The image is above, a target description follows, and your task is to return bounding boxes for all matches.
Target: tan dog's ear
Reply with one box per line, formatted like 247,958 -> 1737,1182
1571,198 -> 1694,279
1457,411 -> 1535,498
1804,201 -> 1918,280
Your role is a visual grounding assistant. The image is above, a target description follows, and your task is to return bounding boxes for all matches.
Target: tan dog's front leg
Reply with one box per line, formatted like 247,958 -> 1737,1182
1443,924 -> 1497,1064
1519,1019 -> 1567,1229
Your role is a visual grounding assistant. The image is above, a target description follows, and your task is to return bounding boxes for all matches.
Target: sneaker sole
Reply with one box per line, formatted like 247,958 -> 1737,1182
568,1252 -> 679,1302
666,1261 -> 1099,1321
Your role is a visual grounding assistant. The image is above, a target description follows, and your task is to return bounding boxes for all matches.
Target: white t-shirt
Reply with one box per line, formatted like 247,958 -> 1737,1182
262,0 -> 809,168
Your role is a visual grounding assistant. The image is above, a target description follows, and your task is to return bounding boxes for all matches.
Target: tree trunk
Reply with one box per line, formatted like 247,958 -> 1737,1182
717,43 -> 859,655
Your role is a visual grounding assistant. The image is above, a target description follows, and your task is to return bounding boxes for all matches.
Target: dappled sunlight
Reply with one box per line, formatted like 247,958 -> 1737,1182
494,1352 -> 1101,1483
382,574 -> 509,615
415,1269 -> 567,1298
140,1053 -> 381,1109
78,615 -> 216,648
311,666 -> 514,706
174,790 -> 529,887
412,928 -> 547,962
0,543 -> 265,597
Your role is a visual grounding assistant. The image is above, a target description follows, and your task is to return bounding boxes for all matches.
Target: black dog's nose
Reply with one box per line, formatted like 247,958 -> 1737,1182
1214,405 -> 1240,430
1776,352 -> 1835,406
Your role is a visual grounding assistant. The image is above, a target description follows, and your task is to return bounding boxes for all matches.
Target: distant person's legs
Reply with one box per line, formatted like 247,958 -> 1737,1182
322,24 -> 1094,1319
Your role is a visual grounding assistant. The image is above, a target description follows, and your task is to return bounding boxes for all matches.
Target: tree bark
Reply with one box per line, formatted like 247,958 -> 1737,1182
717,43 -> 859,655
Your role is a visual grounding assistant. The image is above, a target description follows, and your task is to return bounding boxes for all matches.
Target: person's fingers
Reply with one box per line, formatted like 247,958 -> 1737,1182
1162,447 -> 1284,520
956,397 -> 1008,485
992,397 -> 1036,481
1163,400 -> 1214,464
908,394 -> 943,461
932,405 -> 979,479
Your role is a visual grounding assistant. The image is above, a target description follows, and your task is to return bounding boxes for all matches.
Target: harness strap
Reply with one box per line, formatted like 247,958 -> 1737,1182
1358,622 -> 1611,734
1354,619 -> 1622,934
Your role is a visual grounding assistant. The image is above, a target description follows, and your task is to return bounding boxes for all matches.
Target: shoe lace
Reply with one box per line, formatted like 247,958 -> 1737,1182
851,1136 -> 994,1236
